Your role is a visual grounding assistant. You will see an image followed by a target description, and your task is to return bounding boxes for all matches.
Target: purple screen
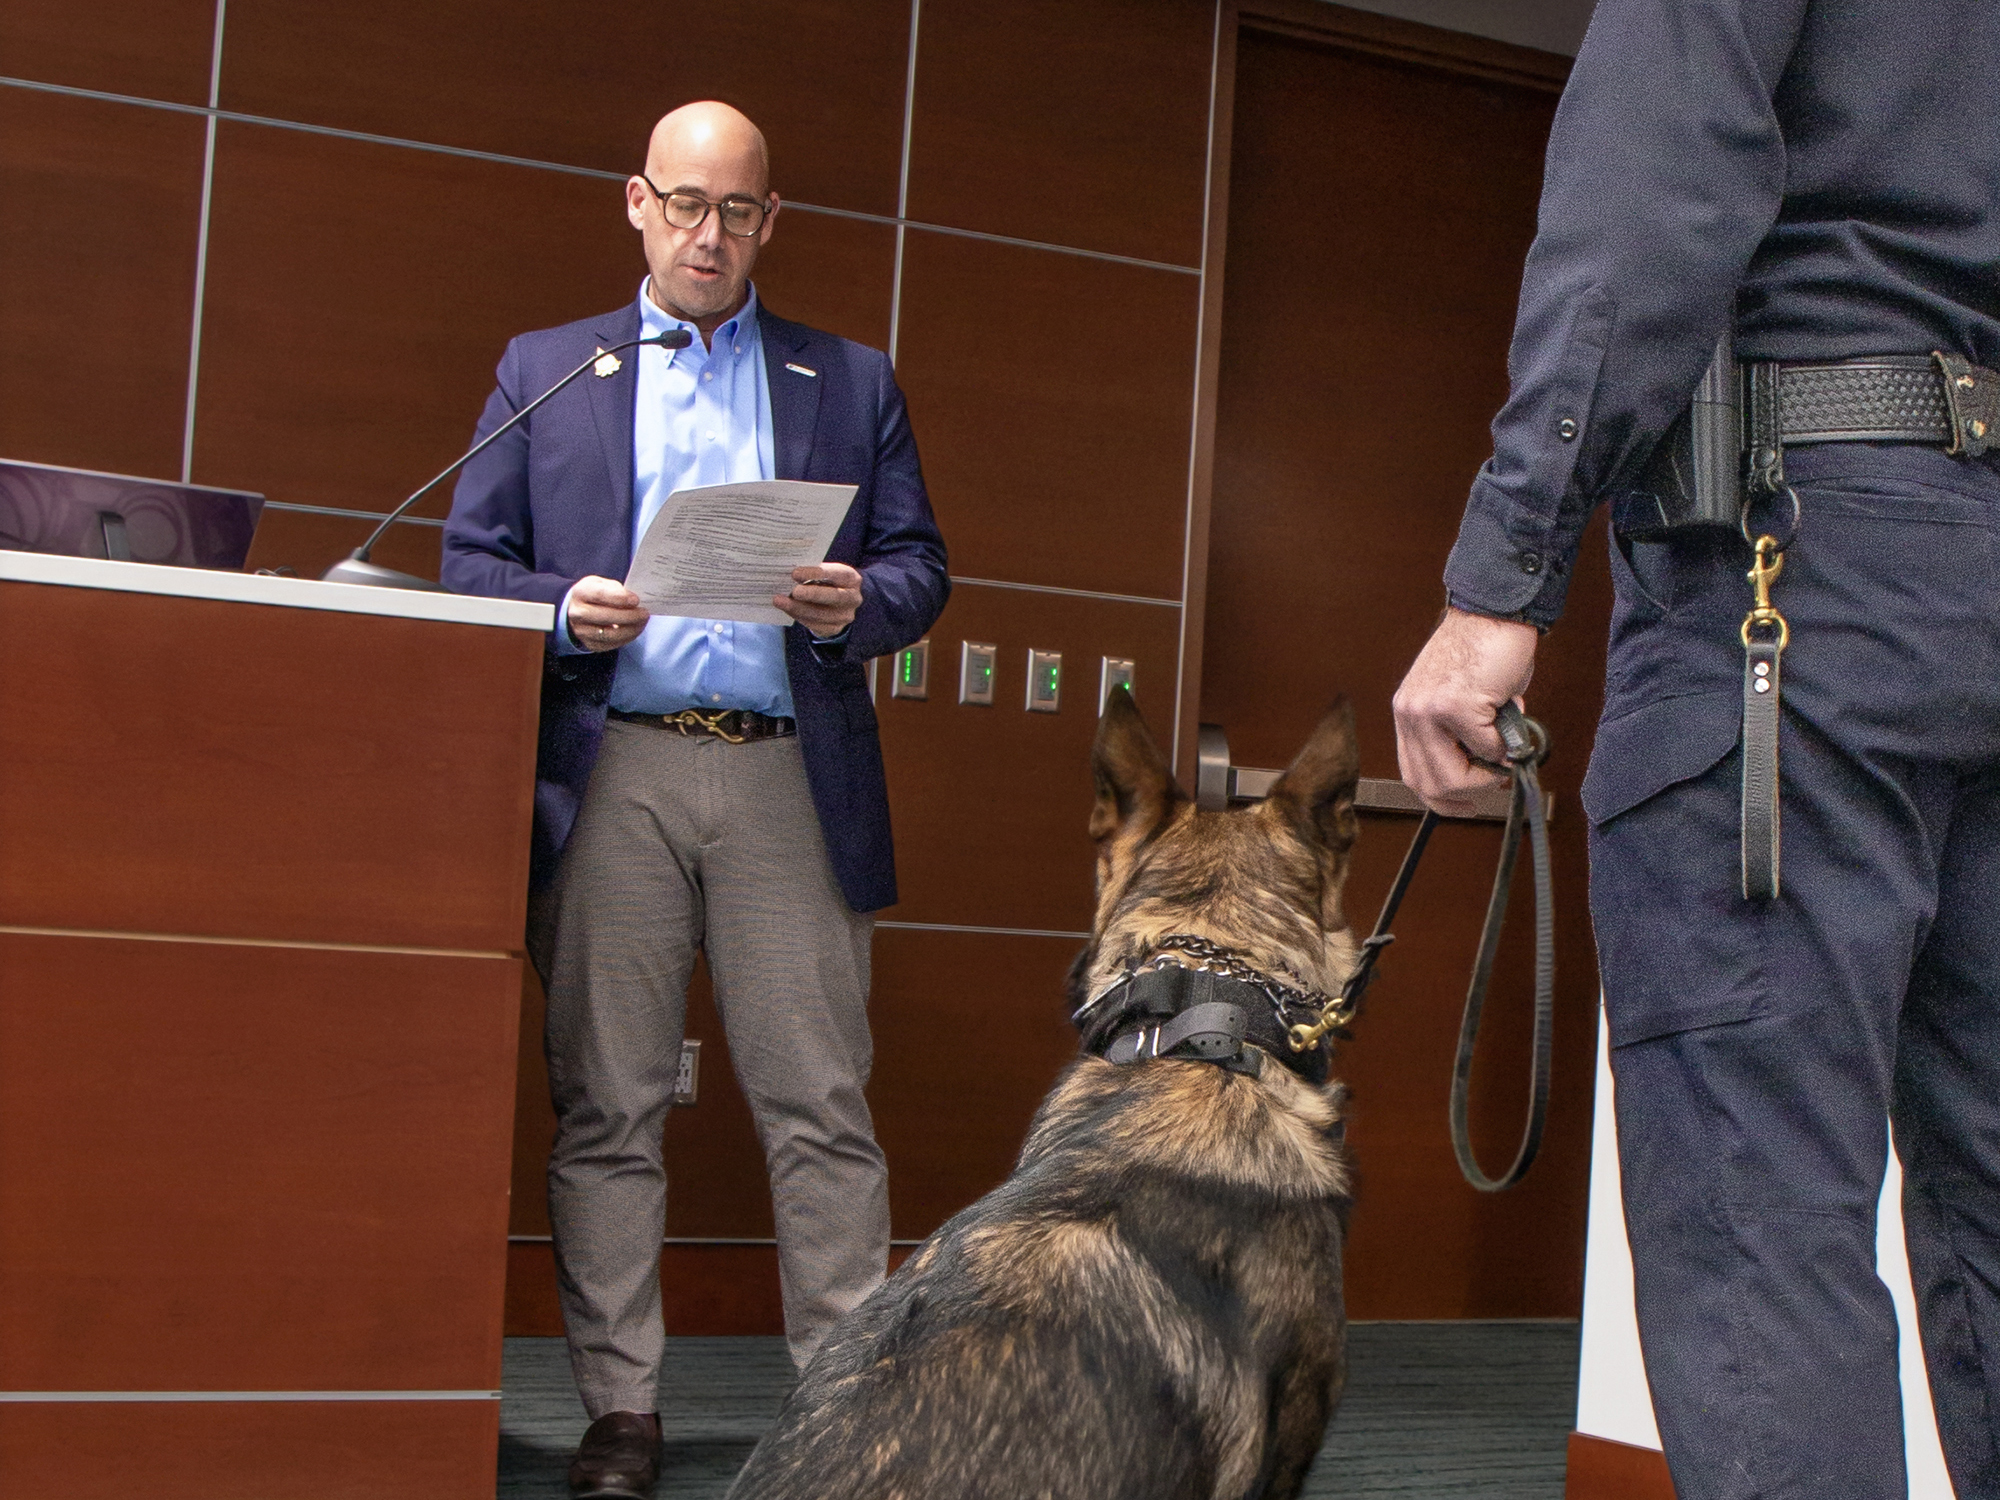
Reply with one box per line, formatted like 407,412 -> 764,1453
0,460 -> 264,571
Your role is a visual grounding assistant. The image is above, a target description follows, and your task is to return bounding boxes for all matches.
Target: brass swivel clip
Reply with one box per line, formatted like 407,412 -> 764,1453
1740,534 -> 1790,652
1287,994 -> 1358,1054
1287,930 -> 1393,1052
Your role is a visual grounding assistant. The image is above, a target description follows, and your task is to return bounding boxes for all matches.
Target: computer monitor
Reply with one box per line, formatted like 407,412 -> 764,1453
0,459 -> 264,571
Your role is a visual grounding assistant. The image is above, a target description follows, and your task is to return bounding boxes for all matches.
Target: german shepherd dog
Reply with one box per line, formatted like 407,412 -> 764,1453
725,688 -> 1360,1500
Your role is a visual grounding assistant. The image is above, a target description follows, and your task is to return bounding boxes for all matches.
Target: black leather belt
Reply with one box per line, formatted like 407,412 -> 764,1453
607,708 -> 796,742
1772,352 -> 2000,456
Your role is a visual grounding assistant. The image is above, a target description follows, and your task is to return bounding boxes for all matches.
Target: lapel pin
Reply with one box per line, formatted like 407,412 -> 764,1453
784,362 -> 818,378
593,348 -> 622,378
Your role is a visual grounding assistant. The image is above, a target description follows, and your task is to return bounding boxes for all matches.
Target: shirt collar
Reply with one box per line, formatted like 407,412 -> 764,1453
638,277 -> 761,352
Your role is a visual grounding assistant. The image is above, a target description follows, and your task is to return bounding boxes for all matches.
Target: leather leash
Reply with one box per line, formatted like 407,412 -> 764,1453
1446,705 -> 1555,1192
1287,703 -> 1555,1192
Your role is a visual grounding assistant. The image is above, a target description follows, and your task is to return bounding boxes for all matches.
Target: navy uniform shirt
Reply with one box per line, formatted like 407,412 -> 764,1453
1444,0 -> 2000,626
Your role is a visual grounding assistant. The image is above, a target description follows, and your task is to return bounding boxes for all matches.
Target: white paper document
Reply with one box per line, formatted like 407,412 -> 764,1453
624,480 -> 859,626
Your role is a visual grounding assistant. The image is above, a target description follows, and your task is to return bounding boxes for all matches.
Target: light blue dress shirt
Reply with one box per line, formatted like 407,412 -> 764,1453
562,279 -> 797,717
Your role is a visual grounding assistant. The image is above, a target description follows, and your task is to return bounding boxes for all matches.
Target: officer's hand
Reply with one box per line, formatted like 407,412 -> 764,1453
568,575 -> 649,652
1393,608 -> 1539,816
777,563 -> 863,640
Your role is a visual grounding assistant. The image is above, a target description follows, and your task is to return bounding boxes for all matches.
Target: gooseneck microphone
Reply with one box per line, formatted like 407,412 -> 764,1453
322,328 -> 695,590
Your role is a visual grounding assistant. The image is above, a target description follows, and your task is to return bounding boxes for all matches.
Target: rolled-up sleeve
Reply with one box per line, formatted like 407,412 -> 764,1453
1444,0 -> 1811,625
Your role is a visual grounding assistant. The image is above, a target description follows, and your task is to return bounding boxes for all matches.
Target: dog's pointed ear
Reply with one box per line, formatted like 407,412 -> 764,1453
1090,686 -> 1177,843
1268,697 -> 1361,851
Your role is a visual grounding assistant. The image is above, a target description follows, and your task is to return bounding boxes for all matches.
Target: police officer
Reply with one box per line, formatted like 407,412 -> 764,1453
1393,2 -> 2000,1495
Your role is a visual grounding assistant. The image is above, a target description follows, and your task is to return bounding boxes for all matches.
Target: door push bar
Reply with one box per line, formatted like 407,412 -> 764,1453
1195,724 -> 1536,823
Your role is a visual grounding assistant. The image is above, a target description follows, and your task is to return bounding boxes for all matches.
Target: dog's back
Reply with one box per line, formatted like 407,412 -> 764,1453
727,692 -> 1364,1500
729,1058 -> 1348,1500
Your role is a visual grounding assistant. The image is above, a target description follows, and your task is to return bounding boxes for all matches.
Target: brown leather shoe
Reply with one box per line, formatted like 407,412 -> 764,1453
568,1411 -> 662,1499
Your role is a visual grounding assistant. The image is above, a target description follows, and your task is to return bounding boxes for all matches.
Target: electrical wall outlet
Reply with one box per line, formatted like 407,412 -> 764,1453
1099,657 -> 1135,712
891,639 -> 930,700
1027,649 -> 1062,713
673,1040 -> 701,1106
959,641 -> 998,705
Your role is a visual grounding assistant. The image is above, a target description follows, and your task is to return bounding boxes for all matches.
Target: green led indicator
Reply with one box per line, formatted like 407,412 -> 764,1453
892,642 -> 930,700
1026,649 -> 1061,712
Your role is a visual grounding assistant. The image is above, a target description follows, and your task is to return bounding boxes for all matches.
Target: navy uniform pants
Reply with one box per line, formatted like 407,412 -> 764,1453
1585,442 -> 2000,1500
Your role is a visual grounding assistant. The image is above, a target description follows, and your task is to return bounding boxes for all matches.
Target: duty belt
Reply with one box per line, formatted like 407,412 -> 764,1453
1760,352 -> 1999,455
607,708 -> 796,743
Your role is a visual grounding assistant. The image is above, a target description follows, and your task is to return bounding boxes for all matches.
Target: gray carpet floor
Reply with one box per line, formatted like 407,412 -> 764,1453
498,1321 -> 1579,1498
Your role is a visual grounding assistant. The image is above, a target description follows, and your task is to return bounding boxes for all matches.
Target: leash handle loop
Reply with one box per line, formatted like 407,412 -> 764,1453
1495,701 -> 1548,767
1265,703 -> 1563,1194
1447,739 -> 1556,1194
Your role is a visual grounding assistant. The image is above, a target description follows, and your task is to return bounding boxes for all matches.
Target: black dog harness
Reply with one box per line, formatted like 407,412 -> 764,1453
1078,937 -> 1336,1085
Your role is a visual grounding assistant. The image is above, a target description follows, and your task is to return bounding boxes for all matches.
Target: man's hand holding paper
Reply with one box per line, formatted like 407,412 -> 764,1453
778,562 -> 862,639
565,575 -> 650,652
623,478 -> 858,628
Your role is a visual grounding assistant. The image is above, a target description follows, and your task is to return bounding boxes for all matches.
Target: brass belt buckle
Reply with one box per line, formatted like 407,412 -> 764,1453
667,708 -> 751,743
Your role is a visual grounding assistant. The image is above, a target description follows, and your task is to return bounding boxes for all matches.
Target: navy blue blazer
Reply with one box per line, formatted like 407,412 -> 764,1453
441,300 -> 949,913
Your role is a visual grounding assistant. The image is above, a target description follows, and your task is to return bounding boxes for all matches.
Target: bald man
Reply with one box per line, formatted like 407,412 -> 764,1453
443,102 -> 948,1498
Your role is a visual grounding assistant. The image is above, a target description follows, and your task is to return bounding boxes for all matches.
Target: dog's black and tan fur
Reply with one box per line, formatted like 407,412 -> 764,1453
725,689 -> 1362,1500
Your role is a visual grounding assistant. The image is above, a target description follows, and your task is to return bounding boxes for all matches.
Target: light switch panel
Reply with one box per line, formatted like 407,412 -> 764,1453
1027,649 -> 1062,713
1099,657 -> 1135,713
891,639 -> 929,700
959,641 -> 998,705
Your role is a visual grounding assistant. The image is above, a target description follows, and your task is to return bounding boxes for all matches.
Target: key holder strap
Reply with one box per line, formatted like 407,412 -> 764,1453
1738,486 -> 1799,902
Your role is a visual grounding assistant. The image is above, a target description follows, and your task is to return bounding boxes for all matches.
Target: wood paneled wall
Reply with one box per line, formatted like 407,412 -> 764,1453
4,0 -> 1594,1336
3,0 -> 1224,1332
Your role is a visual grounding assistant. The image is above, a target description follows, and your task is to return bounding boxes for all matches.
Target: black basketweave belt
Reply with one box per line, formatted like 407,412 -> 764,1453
607,707 -> 796,742
1767,352 -> 1999,454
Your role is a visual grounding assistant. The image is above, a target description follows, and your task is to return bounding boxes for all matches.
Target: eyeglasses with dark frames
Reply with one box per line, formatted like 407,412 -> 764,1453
638,175 -> 773,238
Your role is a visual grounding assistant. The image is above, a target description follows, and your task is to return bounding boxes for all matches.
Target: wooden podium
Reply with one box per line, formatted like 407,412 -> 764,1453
0,551 -> 552,1498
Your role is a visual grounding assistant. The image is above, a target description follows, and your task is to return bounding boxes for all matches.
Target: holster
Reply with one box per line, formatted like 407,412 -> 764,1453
1617,333 -> 1750,539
